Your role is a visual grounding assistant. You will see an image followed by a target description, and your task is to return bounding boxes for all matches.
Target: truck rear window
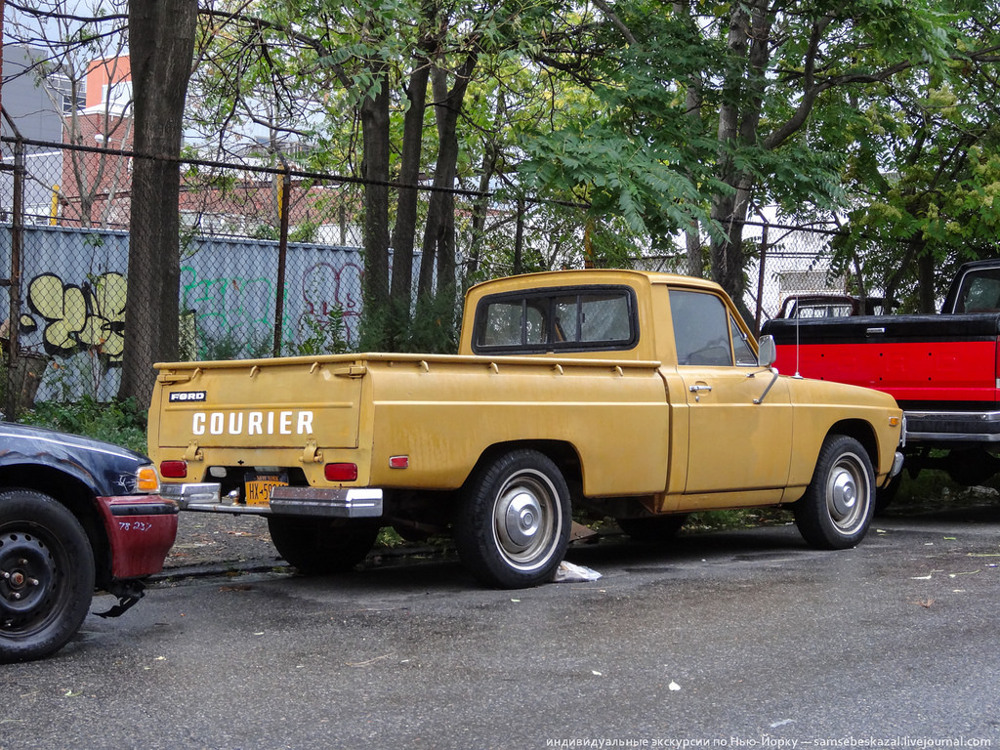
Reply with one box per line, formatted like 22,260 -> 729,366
955,268 -> 1000,313
472,286 -> 638,354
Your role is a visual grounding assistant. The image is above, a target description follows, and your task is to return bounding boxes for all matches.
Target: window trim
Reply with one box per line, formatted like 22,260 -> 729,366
471,284 -> 640,355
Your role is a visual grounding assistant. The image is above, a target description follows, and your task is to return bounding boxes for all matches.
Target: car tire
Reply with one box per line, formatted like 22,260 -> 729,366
0,489 -> 95,663
454,449 -> 571,589
267,517 -> 380,574
794,435 -> 875,550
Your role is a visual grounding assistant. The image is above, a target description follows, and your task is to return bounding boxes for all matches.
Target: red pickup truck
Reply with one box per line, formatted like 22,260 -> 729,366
762,259 -> 1000,489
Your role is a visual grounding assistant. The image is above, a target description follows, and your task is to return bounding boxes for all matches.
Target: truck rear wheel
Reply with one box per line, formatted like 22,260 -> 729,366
0,489 -> 95,663
455,450 -> 571,589
267,517 -> 379,574
794,435 -> 874,550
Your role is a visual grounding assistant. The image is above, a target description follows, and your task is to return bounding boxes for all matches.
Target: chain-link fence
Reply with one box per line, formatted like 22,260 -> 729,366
2,134 -> 840,411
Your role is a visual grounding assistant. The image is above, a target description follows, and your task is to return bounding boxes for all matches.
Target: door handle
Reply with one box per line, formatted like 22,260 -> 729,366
689,384 -> 712,393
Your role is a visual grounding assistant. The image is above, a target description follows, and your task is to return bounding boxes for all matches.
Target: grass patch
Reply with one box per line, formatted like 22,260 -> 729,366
18,395 -> 149,454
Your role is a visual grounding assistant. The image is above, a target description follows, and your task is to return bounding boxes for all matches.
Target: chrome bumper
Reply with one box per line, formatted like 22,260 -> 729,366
160,482 -> 384,519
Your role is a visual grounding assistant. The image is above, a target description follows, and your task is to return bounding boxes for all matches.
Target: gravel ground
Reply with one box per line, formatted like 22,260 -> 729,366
163,511 -> 281,572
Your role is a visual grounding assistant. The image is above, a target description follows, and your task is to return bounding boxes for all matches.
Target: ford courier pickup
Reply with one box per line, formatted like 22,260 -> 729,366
148,270 -> 904,588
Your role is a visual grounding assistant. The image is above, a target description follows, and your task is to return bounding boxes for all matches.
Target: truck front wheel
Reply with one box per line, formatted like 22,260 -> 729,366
794,435 -> 875,550
0,489 -> 95,663
455,450 -> 571,589
267,517 -> 380,574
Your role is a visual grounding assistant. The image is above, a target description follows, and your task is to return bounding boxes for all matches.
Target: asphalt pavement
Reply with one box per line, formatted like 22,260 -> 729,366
2,497 -> 999,750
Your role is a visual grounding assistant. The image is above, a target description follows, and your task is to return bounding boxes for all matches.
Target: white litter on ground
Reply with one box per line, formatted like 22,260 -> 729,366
551,561 -> 603,582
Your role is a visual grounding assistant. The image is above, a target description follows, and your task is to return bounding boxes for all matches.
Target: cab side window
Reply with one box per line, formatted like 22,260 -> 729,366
670,289 -> 734,366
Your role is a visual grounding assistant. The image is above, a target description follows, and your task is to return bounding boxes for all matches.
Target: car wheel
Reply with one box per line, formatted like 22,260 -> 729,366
267,517 -> 380,574
0,489 -> 95,663
617,514 -> 687,543
454,449 -> 571,589
794,435 -> 875,550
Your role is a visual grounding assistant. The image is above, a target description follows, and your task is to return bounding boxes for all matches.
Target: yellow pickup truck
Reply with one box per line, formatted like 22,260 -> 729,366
148,270 -> 904,588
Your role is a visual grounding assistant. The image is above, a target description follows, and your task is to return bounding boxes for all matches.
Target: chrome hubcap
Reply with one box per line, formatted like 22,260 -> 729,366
826,454 -> 868,532
830,468 -> 857,519
493,470 -> 560,570
503,492 -> 541,549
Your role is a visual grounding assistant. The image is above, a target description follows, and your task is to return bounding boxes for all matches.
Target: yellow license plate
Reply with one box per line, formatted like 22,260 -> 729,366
244,475 -> 287,506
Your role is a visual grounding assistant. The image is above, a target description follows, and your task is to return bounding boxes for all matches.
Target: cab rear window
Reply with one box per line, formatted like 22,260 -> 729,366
472,286 -> 638,354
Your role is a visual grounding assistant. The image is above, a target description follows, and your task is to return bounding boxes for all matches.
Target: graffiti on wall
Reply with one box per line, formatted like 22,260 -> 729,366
22,271 -> 127,364
18,261 -> 368,366
297,261 -> 363,346
181,266 -> 279,356
11,225 -> 373,400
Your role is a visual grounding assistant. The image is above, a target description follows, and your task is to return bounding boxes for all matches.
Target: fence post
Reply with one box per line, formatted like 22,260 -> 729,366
272,169 -> 291,357
754,221 -> 768,337
513,198 -> 524,275
5,137 -> 25,420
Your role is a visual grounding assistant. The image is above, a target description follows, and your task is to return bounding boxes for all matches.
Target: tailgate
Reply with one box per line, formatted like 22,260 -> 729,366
152,359 -> 365,451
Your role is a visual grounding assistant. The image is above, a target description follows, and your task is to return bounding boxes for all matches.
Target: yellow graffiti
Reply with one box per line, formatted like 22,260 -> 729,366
26,272 -> 127,363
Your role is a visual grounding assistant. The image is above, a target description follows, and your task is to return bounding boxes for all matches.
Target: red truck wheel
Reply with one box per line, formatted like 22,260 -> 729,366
794,435 -> 875,550
455,450 -> 571,589
267,517 -> 379,574
0,489 -> 95,663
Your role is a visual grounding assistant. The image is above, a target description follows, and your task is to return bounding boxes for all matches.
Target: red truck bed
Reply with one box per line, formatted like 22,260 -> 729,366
765,313 -> 1000,411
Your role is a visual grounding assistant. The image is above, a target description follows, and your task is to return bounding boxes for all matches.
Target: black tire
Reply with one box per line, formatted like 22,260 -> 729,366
267,517 -> 380,574
454,449 -> 571,589
617,514 -> 687,543
794,435 -> 875,550
0,489 -> 95,663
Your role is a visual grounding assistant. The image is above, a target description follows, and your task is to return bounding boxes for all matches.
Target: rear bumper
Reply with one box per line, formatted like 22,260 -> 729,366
96,495 -> 179,579
160,482 -> 384,519
904,409 -> 1000,443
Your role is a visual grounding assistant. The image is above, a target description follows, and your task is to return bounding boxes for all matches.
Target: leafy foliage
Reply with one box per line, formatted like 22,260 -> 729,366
20,395 -> 149,455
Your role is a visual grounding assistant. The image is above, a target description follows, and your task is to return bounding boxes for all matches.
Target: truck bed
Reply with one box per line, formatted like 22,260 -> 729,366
763,313 -> 1000,411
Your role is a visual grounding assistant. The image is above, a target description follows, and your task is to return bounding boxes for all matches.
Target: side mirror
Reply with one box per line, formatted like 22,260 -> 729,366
757,335 -> 777,368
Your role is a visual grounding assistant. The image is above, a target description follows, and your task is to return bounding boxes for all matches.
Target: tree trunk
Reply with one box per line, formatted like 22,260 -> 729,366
917,245 -> 936,313
417,54 -> 477,308
359,65 -> 392,347
708,1 -> 770,305
118,0 -> 197,405
388,59 -> 431,347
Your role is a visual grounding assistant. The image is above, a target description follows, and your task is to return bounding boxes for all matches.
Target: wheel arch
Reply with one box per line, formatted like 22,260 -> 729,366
466,440 -> 582,495
826,419 -> 880,471
0,464 -> 112,587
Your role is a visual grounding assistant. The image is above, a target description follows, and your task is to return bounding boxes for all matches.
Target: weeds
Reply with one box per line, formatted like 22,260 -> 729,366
19,395 -> 149,454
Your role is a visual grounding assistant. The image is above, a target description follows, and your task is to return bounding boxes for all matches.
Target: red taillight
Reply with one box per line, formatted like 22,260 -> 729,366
324,463 -> 358,482
159,460 -> 188,479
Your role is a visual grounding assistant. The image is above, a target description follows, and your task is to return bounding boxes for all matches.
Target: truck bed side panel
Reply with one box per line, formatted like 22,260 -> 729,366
765,314 -> 1000,407
366,359 -> 670,496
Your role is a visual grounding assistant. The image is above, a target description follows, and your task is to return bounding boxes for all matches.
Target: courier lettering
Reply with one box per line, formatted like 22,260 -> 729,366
192,410 -> 314,436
